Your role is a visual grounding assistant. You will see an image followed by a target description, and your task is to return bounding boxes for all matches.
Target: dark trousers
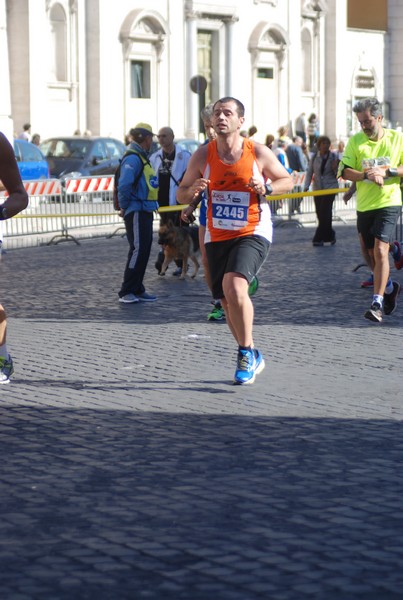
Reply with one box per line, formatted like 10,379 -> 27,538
312,194 -> 336,243
296,130 -> 306,143
119,210 -> 154,297
309,134 -> 317,151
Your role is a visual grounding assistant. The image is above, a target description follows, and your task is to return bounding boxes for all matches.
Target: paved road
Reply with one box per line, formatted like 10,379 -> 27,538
1,222 -> 402,599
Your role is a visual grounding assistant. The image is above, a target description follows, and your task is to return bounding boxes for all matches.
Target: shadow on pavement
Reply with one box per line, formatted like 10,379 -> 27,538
1,406 -> 402,599
1,225 -> 402,328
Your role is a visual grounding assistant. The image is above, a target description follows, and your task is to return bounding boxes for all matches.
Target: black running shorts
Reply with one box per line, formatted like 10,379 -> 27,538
357,206 -> 401,248
205,235 -> 271,299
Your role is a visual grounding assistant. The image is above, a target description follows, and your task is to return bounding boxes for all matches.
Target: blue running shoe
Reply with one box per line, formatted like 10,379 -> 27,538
233,348 -> 265,385
391,241 -> 403,270
253,349 -> 265,376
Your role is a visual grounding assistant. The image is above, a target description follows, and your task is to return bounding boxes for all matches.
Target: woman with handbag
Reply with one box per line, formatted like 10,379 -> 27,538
304,135 -> 339,246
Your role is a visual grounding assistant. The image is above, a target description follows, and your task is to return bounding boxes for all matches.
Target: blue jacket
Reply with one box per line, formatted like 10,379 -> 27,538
286,144 -> 308,172
117,143 -> 159,215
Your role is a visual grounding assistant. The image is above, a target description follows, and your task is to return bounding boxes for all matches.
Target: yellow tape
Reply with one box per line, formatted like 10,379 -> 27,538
12,188 -> 351,218
267,187 -> 350,201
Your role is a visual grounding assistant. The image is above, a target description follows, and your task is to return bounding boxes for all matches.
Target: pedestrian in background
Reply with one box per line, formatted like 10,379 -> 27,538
286,136 -> 308,173
339,97 -> 403,323
0,132 -> 29,383
336,140 -> 345,161
273,139 -> 292,173
150,126 -> 191,276
295,112 -> 307,143
248,125 -> 258,139
273,125 -> 291,149
18,123 -> 31,142
286,136 -> 308,214
304,135 -> 339,246
150,127 -> 191,227
117,123 -> 159,304
307,113 -> 318,151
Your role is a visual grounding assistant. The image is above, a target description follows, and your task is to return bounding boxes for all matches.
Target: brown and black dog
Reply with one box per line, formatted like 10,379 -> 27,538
157,222 -> 200,279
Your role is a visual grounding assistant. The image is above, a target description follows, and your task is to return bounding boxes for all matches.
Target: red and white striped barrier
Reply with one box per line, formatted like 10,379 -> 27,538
3,179 -> 61,197
64,176 -> 114,194
3,176 -> 116,197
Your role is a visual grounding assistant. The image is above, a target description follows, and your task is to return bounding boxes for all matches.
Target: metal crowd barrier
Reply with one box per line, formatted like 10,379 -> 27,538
1,177 -> 122,246
1,174 -> 401,249
270,172 -> 355,227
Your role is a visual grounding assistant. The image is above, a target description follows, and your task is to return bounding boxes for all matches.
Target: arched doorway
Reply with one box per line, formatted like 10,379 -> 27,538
248,23 -> 288,141
348,60 -> 378,134
119,9 -> 168,135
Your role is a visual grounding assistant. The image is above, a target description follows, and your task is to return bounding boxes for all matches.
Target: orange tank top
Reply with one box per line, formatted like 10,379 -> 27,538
203,139 -> 272,243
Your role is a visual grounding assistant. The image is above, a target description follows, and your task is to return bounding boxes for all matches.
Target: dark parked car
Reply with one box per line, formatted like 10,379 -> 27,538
13,139 -> 50,180
40,136 -> 126,179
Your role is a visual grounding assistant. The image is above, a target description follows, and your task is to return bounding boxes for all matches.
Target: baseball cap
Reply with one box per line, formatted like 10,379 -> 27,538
133,122 -> 155,137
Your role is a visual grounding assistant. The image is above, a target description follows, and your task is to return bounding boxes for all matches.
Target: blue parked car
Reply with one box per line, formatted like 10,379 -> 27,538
13,139 -> 50,180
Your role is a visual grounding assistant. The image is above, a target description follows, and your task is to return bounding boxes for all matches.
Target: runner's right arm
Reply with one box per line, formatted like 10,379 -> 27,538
0,133 -> 29,219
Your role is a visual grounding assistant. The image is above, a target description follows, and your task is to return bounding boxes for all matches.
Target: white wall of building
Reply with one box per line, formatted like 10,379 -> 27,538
386,0 -> 403,126
2,0 -> 401,145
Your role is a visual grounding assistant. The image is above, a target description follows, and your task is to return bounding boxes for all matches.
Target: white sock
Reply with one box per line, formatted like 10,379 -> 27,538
373,294 -> 383,307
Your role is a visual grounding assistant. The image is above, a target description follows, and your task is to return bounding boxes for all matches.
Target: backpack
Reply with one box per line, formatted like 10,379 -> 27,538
113,149 -> 147,211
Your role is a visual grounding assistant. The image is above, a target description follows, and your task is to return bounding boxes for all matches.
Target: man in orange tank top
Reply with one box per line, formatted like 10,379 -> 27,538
178,97 -> 293,384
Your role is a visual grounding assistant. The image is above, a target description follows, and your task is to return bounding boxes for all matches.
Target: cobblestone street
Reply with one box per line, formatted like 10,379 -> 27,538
1,222 -> 402,599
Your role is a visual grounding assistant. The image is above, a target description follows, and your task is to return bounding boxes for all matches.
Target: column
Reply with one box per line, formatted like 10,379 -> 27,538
185,13 -> 198,138
0,0 -> 13,140
224,16 -> 239,96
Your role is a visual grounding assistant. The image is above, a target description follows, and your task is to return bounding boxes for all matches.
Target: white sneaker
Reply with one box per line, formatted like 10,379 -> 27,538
119,293 -> 139,304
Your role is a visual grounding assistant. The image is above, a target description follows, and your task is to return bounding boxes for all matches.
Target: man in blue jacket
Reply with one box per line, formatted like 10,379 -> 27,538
118,123 -> 159,304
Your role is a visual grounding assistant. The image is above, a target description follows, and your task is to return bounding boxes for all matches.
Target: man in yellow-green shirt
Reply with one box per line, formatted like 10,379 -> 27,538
339,97 -> 403,323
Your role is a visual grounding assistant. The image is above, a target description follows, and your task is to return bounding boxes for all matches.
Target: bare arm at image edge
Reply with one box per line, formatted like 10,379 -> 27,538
0,133 -> 29,218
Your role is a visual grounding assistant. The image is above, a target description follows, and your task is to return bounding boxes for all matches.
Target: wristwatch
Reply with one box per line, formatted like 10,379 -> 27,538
362,172 -> 368,180
386,167 -> 399,178
264,183 -> 273,196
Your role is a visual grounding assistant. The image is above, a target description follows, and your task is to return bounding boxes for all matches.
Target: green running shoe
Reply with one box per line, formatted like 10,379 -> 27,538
248,276 -> 259,296
207,305 -> 225,321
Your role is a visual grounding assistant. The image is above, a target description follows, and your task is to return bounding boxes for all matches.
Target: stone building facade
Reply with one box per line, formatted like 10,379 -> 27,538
0,0 -> 400,145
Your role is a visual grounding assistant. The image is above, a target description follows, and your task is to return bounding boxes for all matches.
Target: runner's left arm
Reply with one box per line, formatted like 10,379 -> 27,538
251,143 -> 294,196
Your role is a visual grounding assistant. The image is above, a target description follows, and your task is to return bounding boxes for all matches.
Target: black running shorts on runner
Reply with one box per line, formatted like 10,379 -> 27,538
205,235 -> 271,299
357,206 -> 401,249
